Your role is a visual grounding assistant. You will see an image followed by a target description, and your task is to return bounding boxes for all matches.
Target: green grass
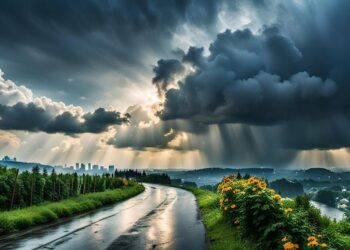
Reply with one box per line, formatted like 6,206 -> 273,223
0,184 -> 144,235
187,187 -> 258,250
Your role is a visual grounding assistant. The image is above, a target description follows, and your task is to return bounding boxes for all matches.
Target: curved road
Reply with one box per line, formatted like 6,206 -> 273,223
0,184 -> 205,250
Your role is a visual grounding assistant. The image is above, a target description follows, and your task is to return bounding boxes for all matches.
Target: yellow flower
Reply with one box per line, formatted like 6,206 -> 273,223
307,240 -> 318,247
273,194 -> 282,201
224,206 -> 228,211
282,236 -> 288,242
258,181 -> 267,189
230,204 -> 237,209
252,187 -> 257,191
283,242 -> 299,250
285,208 -> 293,213
307,236 -> 317,242
234,220 -> 240,225
320,243 -> 328,248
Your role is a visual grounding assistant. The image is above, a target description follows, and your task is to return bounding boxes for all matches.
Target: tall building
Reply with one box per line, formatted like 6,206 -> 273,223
108,165 -> 115,173
75,163 -> 79,170
88,163 -> 91,171
80,163 -> 86,171
92,165 -> 99,171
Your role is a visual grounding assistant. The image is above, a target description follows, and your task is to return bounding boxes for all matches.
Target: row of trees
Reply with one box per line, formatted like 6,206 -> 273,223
114,169 -> 171,184
0,165 -> 127,210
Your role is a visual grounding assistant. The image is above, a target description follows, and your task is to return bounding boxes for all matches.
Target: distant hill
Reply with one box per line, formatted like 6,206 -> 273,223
270,178 -> 304,197
295,168 -> 350,180
0,160 -> 54,172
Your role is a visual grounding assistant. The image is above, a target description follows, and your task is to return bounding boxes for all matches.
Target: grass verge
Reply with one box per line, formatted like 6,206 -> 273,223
186,187 -> 258,250
0,184 -> 144,235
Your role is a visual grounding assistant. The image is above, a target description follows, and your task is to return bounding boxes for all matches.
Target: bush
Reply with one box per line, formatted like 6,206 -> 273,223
217,175 -> 331,250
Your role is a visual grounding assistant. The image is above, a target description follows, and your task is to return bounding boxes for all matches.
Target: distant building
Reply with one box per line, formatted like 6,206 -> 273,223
92,165 -> 99,171
108,165 -> 115,173
88,163 -> 91,171
80,163 -> 86,171
2,156 -> 11,161
75,163 -> 79,169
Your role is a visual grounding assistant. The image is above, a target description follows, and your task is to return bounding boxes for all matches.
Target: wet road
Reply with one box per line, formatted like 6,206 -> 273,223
0,184 -> 205,250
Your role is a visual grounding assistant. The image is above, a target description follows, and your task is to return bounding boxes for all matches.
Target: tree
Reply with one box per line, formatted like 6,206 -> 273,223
10,169 -> 19,209
315,189 -> 336,207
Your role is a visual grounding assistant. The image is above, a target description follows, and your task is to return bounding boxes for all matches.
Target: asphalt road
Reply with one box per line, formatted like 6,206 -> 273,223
0,184 -> 205,250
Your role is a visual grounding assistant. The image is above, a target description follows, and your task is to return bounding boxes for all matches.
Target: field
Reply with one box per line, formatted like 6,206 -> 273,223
0,184 -> 144,235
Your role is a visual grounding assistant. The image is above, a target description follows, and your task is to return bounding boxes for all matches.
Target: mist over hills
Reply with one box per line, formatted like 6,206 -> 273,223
0,159 -> 53,172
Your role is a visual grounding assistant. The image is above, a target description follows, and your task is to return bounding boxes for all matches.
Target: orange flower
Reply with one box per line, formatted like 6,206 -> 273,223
283,242 -> 299,250
258,181 -> 267,189
230,204 -> 237,209
307,240 -> 318,247
273,194 -> 282,201
307,236 -> 317,242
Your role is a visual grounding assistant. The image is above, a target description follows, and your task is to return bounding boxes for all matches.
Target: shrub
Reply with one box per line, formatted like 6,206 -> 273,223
217,175 -> 331,250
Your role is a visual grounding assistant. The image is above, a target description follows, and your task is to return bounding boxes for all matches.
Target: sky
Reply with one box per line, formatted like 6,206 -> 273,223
1,0 -> 350,169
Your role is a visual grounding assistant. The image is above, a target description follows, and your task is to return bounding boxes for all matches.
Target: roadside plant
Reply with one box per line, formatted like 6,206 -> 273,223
217,175 -> 332,249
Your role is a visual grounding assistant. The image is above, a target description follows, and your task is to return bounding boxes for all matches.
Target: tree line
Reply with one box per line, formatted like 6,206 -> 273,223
114,169 -> 171,184
0,165 -> 127,210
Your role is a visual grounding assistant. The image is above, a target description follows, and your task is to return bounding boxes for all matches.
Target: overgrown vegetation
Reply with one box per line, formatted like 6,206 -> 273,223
185,186 -> 258,250
0,183 -> 144,235
217,175 -> 350,250
0,165 -> 129,210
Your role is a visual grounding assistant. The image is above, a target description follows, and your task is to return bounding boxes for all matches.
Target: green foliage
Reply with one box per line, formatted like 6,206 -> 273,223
186,187 -> 258,250
0,165 -> 128,210
114,169 -> 171,184
315,189 -> 336,207
0,184 -> 144,235
217,175 -> 335,249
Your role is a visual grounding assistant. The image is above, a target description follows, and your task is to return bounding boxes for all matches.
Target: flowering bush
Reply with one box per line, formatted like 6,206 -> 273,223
217,175 -> 332,250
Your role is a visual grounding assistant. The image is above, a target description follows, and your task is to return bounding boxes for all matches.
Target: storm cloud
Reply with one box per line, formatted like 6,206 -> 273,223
152,0 -> 350,152
0,103 -> 129,134
0,69 -> 129,135
0,0 -> 230,105
158,27 -> 338,124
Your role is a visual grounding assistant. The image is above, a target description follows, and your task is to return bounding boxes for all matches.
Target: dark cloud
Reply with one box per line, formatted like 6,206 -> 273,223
154,0 -> 350,152
152,59 -> 185,95
0,102 -> 129,134
159,27 -> 337,125
0,0 -> 227,104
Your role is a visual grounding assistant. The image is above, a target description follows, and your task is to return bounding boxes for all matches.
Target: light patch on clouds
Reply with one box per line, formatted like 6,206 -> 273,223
0,131 -> 22,149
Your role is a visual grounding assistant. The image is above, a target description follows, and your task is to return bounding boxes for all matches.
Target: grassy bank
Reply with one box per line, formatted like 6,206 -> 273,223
187,187 -> 257,250
0,184 -> 144,235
